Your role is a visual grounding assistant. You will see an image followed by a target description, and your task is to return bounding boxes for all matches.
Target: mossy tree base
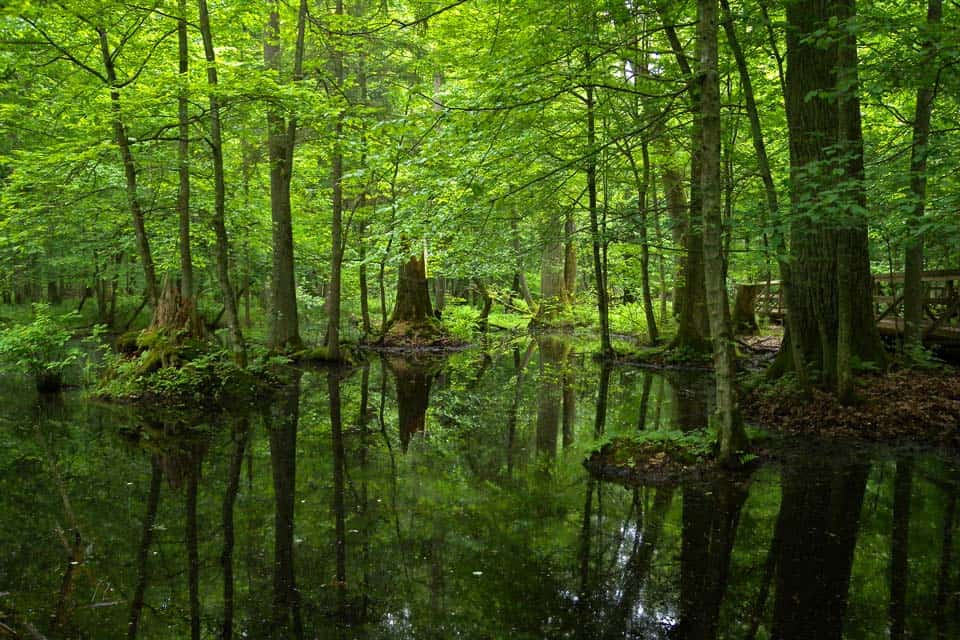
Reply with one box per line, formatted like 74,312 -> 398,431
585,430 -> 759,485
379,318 -> 460,348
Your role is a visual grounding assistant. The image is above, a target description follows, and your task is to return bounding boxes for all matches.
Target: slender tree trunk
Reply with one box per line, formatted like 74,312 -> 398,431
904,0 -> 943,354
264,0 -> 306,351
700,0 -> 746,465
176,0 -> 193,303
889,459 -> 913,640
585,54 -> 612,357
329,371 -> 347,612
564,211 -> 577,303
127,458 -> 162,640
97,28 -> 158,308
186,458 -> 201,640
325,0 -> 346,360
199,0 -> 246,365
623,140 -> 660,344
358,218 -> 371,337
221,421 -> 248,640
512,217 -> 535,311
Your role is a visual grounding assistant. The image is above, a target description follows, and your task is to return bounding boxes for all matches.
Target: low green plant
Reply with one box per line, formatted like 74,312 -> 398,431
0,303 -> 83,391
442,302 -> 481,341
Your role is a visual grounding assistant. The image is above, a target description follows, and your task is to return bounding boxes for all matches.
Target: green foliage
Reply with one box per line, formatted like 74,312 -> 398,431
597,428 -> 718,467
0,303 -> 84,390
96,338 -> 290,406
442,302 -> 481,341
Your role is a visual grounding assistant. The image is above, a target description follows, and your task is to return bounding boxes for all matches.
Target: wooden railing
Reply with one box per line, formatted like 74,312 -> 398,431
736,270 -> 960,344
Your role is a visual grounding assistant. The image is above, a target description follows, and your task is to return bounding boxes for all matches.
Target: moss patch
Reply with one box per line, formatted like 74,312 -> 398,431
584,429 -> 763,485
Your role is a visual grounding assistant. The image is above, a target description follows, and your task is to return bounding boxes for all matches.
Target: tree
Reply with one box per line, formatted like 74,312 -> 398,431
776,0 -> 886,399
198,0 -> 246,365
264,0 -> 307,352
903,0 -> 944,355
699,0 -> 746,465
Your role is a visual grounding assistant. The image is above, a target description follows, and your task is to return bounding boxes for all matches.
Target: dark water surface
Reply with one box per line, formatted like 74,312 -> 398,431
1,340 -> 958,639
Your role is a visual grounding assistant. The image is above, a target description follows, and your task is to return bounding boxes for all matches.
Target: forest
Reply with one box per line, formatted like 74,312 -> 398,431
1,0 -> 959,638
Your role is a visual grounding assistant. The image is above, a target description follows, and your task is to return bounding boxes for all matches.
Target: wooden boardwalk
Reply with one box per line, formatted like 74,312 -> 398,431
739,270 -> 960,345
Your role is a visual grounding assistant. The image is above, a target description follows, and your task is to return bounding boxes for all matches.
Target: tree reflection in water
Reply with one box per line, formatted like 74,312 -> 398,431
1,345 -> 958,639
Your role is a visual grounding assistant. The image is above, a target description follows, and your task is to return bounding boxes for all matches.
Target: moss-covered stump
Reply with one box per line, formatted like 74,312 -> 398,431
96,332 -> 289,407
584,430 -> 761,485
292,344 -> 359,365
379,319 -> 464,349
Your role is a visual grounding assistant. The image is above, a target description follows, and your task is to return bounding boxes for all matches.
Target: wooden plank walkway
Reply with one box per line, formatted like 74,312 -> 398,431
742,270 -> 960,345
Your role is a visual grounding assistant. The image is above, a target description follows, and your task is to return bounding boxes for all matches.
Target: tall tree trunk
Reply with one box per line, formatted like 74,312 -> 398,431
658,8 -> 710,353
221,421 -> 248,640
265,0 -> 306,351
199,0 -> 246,365
623,140 -> 660,344
268,380 -> 303,636
97,28 -> 158,308
700,0 -> 746,466
779,0 -> 886,392
326,0 -> 346,360
176,0 -> 193,304
889,459 -> 913,640
904,0 -> 943,354
127,458 -> 162,640
185,457 -> 201,640
584,57 -> 612,358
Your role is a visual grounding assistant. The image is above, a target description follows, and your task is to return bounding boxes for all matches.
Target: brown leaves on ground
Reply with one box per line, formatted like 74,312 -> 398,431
741,368 -> 960,446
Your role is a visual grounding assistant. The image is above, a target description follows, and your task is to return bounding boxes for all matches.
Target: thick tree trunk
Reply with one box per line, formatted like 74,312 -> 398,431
779,0 -> 885,392
199,0 -> 246,365
386,251 -> 437,340
904,0 -> 943,354
564,212 -> 577,303
264,0 -> 306,352
388,358 -> 434,452
537,229 -> 567,324
268,380 -> 303,636
659,10 -> 710,353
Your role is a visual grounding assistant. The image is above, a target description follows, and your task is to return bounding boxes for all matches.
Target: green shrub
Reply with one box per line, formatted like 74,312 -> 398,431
442,303 -> 481,341
0,303 -> 84,391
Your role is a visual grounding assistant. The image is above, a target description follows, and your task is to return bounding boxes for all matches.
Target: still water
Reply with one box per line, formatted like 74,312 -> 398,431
0,339 -> 958,639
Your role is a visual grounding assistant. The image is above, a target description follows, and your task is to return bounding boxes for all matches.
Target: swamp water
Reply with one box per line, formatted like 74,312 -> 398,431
1,340 -> 958,639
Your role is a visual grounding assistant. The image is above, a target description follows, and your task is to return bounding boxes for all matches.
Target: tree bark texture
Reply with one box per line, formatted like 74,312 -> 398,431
264,0 -> 306,351
700,0 -> 746,465
780,0 -> 885,391
904,0 -> 943,353
199,0 -> 246,365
